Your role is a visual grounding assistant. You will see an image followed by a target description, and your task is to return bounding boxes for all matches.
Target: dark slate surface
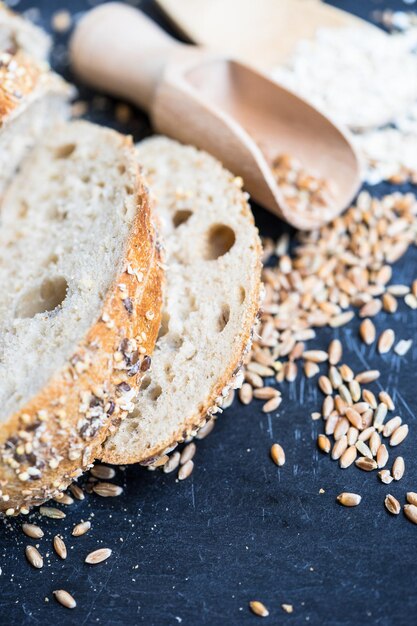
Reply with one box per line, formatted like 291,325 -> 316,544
1,1 -> 416,624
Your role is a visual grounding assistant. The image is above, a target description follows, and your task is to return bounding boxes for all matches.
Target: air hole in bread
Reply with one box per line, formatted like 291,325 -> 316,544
172,209 -> 192,228
140,375 -> 152,390
118,164 -> 126,175
125,185 -> 134,195
55,143 -> 76,159
239,286 -> 246,304
217,304 -> 230,332
81,175 -> 91,184
170,334 -> 184,349
158,312 -> 170,339
164,362 -> 174,383
204,224 -> 236,260
18,200 -> 28,219
149,385 -> 162,401
16,276 -> 68,318
43,253 -> 59,267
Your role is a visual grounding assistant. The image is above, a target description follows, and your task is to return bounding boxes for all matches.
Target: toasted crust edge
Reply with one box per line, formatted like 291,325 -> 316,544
0,138 -> 164,514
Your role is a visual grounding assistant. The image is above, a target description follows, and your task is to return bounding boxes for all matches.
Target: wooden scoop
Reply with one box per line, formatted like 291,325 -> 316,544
70,2 -> 361,229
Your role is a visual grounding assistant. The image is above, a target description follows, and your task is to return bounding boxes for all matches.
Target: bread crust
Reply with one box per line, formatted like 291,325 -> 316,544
0,147 -> 164,514
100,192 -> 262,466
0,49 -> 70,126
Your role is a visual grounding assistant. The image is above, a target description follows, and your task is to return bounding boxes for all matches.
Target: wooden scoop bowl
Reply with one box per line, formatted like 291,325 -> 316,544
70,2 -> 361,229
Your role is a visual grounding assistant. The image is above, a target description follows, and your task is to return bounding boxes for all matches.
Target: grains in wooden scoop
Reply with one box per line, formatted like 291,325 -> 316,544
53,536 -> 67,560
385,494 -> 401,515
270,443 -> 286,466
337,492 -> 361,507
25,545 -> 43,569
22,523 -> 44,539
53,590 -> 76,609
249,600 -> 269,617
72,521 -> 91,537
85,548 -> 112,565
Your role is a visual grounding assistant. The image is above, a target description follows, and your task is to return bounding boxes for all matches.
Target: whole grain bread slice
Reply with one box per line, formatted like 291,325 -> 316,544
101,137 -> 262,465
0,49 -> 71,200
0,121 -> 164,514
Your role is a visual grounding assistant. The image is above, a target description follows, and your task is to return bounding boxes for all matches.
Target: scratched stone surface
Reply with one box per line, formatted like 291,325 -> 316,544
0,1 -> 416,625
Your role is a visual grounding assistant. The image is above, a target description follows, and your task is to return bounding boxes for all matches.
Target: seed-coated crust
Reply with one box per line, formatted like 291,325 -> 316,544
0,147 -> 164,514
0,49 -> 70,126
99,195 -> 263,466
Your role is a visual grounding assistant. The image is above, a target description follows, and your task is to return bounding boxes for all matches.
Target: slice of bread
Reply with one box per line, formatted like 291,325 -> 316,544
0,121 -> 164,514
0,2 -> 51,60
0,50 -> 71,200
101,137 -> 262,465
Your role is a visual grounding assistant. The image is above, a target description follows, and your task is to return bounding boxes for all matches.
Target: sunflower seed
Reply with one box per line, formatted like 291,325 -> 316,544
22,523 -> 44,539
302,350 -> 328,363
359,318 -> 376,344
383,416 -> 402,438
378,329 -> 395,354
262,395 -> 282,412
69,484 -> 85,501
377,444 -> 389,469
392,456 -> 405,481
317,434 -> 331,454
318,375 -> 333,395
337,492 -> 361,507
373,403 -> 388,430
85,548 -> 112,565
406,492 -> 417,506
403,504 -> 417,525
53,536 -> 67,560
25,545 -> 43,569
53,590 -> 76,609
355,370 -> 380,384
394,339 -> 413,356
72,521 -> 91,537
249,601 -> 269,617
339,445 -> 357,469
178,459 -> 194,480
91,465 -> 116,480
378,469 -> 394,484
180,443 -> 196,465
39,506 -> 66,520
93,482 -> 123,497
332,436 -> 348,460
384,494 -> 401,515
355,456 -> 377,471
356,441 -> 373,459
390,424 -> 409,447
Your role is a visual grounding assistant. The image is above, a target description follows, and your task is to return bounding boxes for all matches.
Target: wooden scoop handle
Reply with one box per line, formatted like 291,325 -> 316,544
70,2 -> 180,111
